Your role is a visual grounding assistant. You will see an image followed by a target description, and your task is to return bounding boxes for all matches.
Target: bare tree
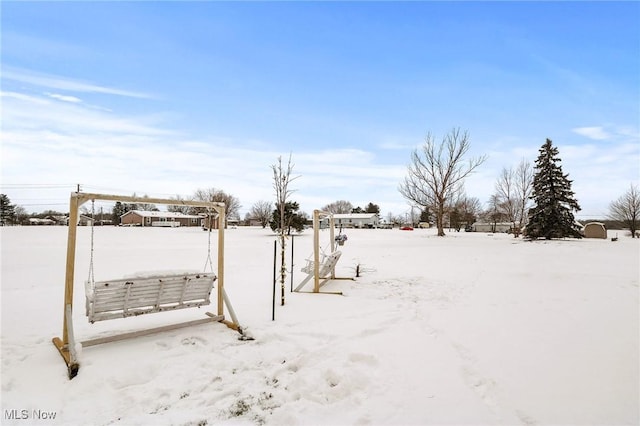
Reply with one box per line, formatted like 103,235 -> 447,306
137,194 -> 158,211
484,194 -> 507,232
322,200 -> 353,214
494,159 -> 532,237
167,195 -> 192,214
272,154 -> 298,306
14,205 -> 28,225
515,159 -> 534,234
494,167 -> 517,227
390,214 -> 405,227
249,200 -> 273,228
609,183 -> 640,238
443,195 -> 482,232
193,188 -> 241,222
451,194 -> 482,230
399,128 -> 486,236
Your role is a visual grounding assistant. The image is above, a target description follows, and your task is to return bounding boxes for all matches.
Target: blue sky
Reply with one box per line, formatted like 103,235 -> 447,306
2,1 -> 639,219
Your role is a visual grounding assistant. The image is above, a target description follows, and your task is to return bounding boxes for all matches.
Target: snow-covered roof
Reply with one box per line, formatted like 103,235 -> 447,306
121,210 -> 203,219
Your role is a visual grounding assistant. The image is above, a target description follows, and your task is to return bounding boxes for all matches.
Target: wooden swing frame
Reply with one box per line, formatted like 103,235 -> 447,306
52,191 -> 241,379
294,209 -> 352,294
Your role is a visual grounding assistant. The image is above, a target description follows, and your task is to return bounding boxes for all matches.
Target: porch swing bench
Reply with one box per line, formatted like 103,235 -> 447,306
52,192 -> 247,380
85,272 -> 217,323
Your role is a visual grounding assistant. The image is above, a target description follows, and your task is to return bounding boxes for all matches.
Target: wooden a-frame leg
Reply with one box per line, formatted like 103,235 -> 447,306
52,304 -> 79,379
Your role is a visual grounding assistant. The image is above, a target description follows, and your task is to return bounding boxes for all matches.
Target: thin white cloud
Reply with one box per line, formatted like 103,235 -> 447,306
0,91 -> 50,105
45,92 -> 82,103
572,126 -> 611,140
2,91 -> 172,136
377,139 -> 414,151
2,67 -> 155,99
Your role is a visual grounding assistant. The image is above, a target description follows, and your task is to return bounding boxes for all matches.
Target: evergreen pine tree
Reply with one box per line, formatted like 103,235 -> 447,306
525,139 -> 582,239
112,202 -> 125,224
419,207 -> 432,224
0,194 -> 16,225
365,202 -> 380,214
270,201 -> 305,235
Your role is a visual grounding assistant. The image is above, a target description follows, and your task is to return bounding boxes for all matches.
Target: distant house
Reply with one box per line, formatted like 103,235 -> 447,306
48,215 -> 69,226
247,217 -> 265,227
78,215 -> 95,226
120,210 -> 203,227
583,222 -> 607,239
332,213 -> 380,229
28,218 -> 55,226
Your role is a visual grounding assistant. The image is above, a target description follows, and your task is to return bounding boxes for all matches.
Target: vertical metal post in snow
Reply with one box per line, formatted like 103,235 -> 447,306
272,239 -> 276,321
290,234 -> 294,292
280,233 -> 286,306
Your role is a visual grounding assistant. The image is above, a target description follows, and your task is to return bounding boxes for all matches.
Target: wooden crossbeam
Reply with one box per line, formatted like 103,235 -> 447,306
81,313 -> 225,347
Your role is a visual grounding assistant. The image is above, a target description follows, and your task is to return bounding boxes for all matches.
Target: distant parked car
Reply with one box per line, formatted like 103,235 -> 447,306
400,226 -> 414,231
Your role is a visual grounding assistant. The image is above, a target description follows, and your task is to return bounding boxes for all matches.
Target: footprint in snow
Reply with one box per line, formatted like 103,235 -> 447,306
181,336 -> 208,346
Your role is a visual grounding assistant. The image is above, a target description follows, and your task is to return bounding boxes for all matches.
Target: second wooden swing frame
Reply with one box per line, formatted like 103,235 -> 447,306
295,209 -> 353,294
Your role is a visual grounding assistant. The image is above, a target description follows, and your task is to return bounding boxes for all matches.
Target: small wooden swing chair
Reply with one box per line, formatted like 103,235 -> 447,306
52,192 -> 246,380
294,209 -> 353,295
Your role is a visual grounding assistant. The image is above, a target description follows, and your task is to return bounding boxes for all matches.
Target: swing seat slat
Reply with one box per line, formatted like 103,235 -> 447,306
300,251 -> 342,277
86,273 -> 216,323
295,251 -> 342,292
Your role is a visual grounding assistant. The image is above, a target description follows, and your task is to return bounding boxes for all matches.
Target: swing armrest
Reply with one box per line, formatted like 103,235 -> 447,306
85,280 -> 95,302
85,280 -> 94,318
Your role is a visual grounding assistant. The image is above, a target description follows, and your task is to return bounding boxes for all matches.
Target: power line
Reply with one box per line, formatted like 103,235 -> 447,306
16,203 -> 69,207
0,183 -> 77,188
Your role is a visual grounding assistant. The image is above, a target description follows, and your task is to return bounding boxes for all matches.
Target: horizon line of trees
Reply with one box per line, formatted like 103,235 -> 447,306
2,133 -> 638,238
3,186 -> 638,237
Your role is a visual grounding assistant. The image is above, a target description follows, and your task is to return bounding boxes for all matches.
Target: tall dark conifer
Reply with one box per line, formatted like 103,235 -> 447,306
270,201 -> 305,235
0,194 -> 16,225
112,201 -> 125,224
526,139 -> 582,239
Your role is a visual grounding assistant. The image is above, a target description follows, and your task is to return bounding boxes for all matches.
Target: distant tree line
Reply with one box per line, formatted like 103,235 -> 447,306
4,138 -> 638,239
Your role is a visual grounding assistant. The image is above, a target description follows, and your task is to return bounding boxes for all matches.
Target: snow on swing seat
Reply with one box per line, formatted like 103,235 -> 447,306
85,270 -> 216,323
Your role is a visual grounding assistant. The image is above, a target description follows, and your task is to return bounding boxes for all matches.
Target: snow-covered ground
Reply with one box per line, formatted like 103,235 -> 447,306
1,226 -> 638,425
